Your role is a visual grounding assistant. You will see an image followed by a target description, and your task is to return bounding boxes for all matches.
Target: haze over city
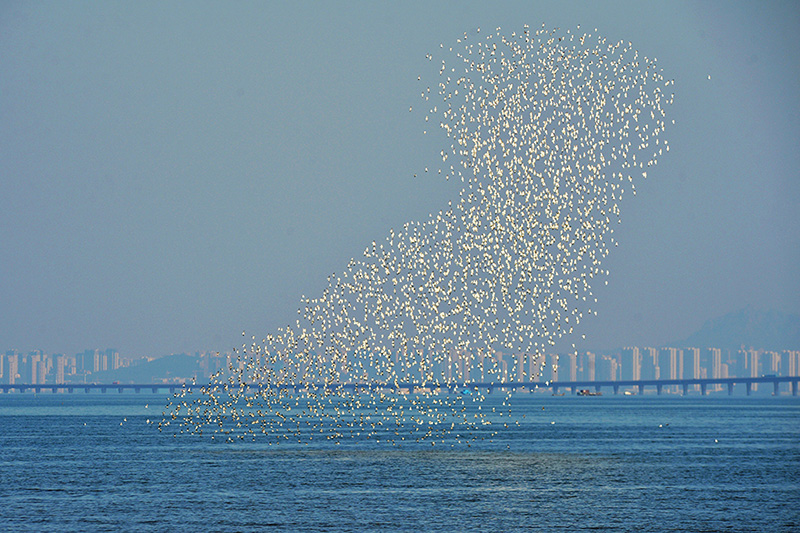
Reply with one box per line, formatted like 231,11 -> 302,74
1,1 -> 798,359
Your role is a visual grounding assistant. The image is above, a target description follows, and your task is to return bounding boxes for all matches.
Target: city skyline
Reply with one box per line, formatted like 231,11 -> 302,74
4,303 -> 798,365
4,342 -> 799,389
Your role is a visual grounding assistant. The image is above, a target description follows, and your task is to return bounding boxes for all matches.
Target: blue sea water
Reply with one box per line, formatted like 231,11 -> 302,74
0,392 -> 798,532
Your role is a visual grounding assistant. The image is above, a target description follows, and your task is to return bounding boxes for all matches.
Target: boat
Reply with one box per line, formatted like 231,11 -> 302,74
577,389 -> 602,396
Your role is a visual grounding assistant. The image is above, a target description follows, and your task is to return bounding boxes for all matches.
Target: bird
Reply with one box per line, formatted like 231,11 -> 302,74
161,23 -> 672,446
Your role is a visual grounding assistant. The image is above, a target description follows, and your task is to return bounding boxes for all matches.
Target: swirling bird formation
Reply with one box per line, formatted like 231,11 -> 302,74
160,25 -> 672,445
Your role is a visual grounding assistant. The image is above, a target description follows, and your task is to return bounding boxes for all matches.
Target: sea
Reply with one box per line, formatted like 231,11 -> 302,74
1,392 -> 798,532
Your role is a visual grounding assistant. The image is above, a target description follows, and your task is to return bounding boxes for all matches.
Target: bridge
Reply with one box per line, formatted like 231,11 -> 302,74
530,376 -> 800,396
0,383 -> 186,394
1,375 -> 798,396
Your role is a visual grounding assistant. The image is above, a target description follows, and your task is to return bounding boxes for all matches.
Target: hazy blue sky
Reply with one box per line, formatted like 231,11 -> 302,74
1,1 -> 798,357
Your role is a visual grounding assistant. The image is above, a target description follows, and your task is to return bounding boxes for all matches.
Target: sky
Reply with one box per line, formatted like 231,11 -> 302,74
1,1 -> 798,358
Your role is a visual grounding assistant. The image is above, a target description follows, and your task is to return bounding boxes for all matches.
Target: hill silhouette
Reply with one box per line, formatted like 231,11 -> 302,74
91,353 -> 202,383
673,307 -> 800,351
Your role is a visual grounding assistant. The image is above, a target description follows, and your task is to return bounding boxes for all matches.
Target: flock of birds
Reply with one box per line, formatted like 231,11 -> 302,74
159,25 -> 672,445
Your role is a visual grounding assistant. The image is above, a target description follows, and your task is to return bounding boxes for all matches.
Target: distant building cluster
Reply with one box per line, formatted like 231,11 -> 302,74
416,346 -> 800,388
548,347 -> 800,392
2,346 -> 798,389
1,349 -> 122,385
0,349 -> 232,385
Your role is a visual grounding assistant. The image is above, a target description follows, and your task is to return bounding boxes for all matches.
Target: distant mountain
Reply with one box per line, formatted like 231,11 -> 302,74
673,307 -> 800,351
91,353 -> 202,383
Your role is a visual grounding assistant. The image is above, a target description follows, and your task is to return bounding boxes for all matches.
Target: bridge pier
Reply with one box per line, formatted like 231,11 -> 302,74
84,387 -> 90,394
570,386 -> 576,395
613,384 -> 619,395
773,381 -> 780,396
595,384 -> 602,393
656,384 -> 663,396
638,384 -> 644,395
700,383 -> 707,395
746,382 -> 752,396
682,383 -> 689,396
728,382 -> 734,396
793,381 -> 798,397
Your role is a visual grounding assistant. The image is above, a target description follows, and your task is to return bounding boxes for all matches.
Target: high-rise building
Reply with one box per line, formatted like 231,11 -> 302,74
565,352 -> 578,382
443,350 -> 454,381
80,349 -> 100,374
741,349 -> 760,392
7,354 -> 19,385
37,357 -> 47,385
766,351 -> 781,375
581,352 -> 596,382
515,353 -> 527,382
472,350 -> 486,382
547,353 -> 560,382
29,352 -> 41,384
55,355 -> 66,384
705,348 -> 722,379
682,347 -> 701,392
597,354 -> 619,381
748,349 -> 760,378
784,350 -> 800,377
484,350 -> 508,382
460,351 -> 470,382
527,353 -> 546,382
658,347 -> 679,381
641,347 -> 658,381
443,349 -> 465,382
621,346 -> 641,381
498,355 -> 508,383
683,347 -> 701,379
